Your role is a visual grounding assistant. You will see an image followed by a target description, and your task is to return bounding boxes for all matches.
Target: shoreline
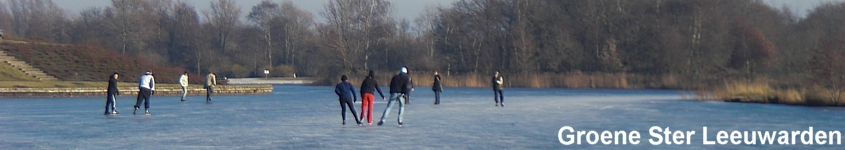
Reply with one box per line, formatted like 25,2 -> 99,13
0,85 -> 273,98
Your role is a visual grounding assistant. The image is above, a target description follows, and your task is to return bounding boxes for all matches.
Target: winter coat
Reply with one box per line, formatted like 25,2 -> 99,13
432,75 -> 442,92
389,73 -> 412,94
139,73 -> 155,90
179,75 -> 188,87
205,73 -> 216,87
492,76 -> 503,91
335,81 -> 357,100
107,77 -> 119,95
360,77 -> 385,98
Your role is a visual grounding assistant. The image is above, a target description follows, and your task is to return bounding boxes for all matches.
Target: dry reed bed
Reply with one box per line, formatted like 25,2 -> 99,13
319,72 -> 698,89
706,79 -> 844,106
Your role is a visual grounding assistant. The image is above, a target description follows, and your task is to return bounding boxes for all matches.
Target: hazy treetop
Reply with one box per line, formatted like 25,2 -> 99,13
54,0 -> 458,22
52,0 -> 845,21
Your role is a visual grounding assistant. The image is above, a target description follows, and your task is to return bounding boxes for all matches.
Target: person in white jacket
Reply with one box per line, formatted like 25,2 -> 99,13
179,71 -> 188,101
135,71 -> 155,115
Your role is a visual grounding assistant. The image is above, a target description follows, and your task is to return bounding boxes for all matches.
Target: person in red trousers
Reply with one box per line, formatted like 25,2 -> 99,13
359,70 -> 386,125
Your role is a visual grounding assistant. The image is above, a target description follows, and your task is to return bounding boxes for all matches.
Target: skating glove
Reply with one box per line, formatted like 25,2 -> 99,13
151,90 -> 156,95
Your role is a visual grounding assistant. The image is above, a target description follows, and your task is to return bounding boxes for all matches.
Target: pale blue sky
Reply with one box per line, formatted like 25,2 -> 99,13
52,0 -> 845,21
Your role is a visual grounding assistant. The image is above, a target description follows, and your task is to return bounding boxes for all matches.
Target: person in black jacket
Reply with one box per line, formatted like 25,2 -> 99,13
105,72 -> 120,115
493,71 -> 504,107
359,70 -> 385,125
432,71 -> 442,105
378,67 -> 411,127
335,75 -> 362,126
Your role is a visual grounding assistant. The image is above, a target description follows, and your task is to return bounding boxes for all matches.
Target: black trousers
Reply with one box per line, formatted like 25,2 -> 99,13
339,97 -> 360,123
135,88 -> 152,109
494,90 -> 504,103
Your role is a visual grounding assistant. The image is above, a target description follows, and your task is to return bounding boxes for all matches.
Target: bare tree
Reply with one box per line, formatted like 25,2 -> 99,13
319,0 -> 394,72
204,0 -> 240,53
247,0 -> 280,67
105,0 -> 148,54
7,0 -> 67,41
277,0 -> 313,68
170,1 -> 199,70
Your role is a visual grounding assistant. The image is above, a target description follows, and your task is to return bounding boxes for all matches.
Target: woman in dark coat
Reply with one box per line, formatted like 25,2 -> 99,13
432,71 -> 442,104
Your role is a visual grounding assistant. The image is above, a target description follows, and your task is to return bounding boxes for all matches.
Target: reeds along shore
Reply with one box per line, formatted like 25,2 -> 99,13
703,77 -> 845,107
319,71 -> 845,106
318,72 -> 716,89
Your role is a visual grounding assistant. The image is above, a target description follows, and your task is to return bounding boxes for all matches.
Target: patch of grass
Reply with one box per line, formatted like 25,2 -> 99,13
0,61 -> 37,81
775,88 -> 803,105
714,80 -> 774,100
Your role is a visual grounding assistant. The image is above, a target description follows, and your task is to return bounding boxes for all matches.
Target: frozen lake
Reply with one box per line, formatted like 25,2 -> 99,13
1,85 -> 844,149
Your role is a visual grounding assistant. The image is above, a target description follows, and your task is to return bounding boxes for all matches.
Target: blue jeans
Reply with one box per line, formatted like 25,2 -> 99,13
434,91 -> 441,104
494,90 -> 503,103
206,86 -> 214,101
380,93 -> 405,123
105,94 -> 116,114
181,86 -> 187,101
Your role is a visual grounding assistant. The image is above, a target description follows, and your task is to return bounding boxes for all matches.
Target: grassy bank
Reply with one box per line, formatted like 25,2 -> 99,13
0,62 -> 37,81
0,41 -> 205,84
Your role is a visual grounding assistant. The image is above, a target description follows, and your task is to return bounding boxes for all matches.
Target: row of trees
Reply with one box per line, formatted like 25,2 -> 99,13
1,0 -> 845,86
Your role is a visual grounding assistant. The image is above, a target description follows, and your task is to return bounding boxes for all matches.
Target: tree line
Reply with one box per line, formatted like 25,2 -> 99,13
0,0 -> 844,87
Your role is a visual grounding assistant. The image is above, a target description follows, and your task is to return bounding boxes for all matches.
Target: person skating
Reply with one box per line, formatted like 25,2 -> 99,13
134,71 -> 155,115
335,75 -> 362,126
378,67 -> 411,127
432,71 -> 442,105
205,72 -> 216,102
179,71 -> 188,101
493,71 -> 504,107
359,70 -> 386,125
105,72 -> 120,115
403,66 -> 413,104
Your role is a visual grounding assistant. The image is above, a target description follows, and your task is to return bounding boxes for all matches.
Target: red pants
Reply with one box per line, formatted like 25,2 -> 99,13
360,93 -> 374,123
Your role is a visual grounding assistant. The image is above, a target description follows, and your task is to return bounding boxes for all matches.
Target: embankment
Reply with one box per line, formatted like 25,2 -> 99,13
0,85 -> 272,98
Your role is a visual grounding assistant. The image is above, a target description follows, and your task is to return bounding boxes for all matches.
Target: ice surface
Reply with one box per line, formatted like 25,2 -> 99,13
1,85 -> 844,149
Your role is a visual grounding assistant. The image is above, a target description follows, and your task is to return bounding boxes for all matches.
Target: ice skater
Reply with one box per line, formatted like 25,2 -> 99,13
335,75 -> 362,126
205,71 -> 216,102
179,71 -> 188,101
104,72 -> 120,115
432,71 -> 442,105
493,71 -> 504,107
134,71 -> 155,115
378,67 -> 412,127
359,70 -> 386,125
404,66 -> 413,104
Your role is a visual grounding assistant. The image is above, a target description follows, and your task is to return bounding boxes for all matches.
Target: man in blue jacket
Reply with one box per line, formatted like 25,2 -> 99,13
335,75 -> 362,126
